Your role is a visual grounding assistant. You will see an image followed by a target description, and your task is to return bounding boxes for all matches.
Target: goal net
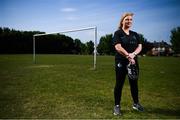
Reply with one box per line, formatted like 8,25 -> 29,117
33,26 -> 97,70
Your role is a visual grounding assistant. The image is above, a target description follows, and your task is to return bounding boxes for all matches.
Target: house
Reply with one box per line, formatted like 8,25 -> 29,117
151,41 -> 174,56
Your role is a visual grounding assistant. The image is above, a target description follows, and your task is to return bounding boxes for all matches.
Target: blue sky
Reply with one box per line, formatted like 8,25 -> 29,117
1,0 -> 180,43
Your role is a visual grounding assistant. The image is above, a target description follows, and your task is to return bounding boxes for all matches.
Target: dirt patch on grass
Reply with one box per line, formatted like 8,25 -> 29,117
27,65 -> 54,68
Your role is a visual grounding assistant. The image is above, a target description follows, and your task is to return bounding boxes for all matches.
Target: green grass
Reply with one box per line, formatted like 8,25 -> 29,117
0,54 -> 180,119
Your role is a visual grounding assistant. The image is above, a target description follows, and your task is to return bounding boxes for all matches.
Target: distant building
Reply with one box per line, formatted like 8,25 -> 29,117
151,41 -> 174,56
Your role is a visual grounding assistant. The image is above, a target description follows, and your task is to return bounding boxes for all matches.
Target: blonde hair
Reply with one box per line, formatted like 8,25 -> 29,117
119,12 -> 134,28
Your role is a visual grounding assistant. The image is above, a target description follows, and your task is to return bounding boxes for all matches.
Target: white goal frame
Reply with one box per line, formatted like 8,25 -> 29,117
33,26 -> 97,70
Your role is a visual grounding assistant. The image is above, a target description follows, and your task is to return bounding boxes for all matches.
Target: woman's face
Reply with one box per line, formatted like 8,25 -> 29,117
122,15 -> 133,28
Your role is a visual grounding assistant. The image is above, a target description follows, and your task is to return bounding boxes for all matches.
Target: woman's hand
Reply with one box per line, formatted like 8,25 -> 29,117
128,57 -> 136,64
128,52 -> 136,59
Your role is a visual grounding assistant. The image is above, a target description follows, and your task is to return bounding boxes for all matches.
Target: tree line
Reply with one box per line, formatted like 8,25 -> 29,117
1,27 -> 179,55
0,27 -> 94,54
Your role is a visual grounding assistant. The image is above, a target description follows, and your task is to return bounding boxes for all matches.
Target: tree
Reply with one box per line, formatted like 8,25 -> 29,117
80,43 -> 88,55
86,41 -> 94,54
170,26 -> 180,53
74,39 -> 82,54
97,34 -> 114,55
139,34 -> 153,55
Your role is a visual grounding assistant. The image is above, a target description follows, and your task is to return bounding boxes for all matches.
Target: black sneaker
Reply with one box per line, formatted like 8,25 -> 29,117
132,103 -> 144,112
113,105 -> 121,115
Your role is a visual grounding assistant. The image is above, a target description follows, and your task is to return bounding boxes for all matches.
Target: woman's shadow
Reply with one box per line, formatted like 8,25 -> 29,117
120,107 -> 180,118
146,107 -> 180,117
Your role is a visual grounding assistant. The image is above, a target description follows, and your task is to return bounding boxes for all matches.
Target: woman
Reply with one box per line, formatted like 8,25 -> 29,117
113,12 -> 144,115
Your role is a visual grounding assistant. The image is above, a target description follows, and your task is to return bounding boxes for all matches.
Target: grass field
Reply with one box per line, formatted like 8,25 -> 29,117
0,54 -> 180,119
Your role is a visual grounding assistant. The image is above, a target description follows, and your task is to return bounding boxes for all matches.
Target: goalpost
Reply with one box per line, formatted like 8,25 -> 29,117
33,26 -> 97,70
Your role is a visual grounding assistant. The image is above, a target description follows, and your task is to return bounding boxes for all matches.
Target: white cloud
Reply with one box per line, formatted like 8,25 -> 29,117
61,8 -> 77,12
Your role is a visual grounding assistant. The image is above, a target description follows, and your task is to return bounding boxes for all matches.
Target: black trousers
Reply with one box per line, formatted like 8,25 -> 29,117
114,58 -> 139,105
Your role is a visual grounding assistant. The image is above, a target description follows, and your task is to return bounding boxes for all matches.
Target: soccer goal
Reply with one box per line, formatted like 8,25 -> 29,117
33,26 -> 97,70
